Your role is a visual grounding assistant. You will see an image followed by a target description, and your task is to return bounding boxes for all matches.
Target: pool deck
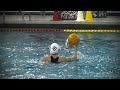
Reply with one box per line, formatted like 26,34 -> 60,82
0,15 -> 120,29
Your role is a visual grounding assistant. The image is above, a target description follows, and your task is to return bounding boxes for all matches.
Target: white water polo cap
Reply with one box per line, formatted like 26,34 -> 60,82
50,43 -> 61,55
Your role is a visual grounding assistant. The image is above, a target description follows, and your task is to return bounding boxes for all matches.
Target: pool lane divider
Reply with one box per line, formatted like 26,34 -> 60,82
64,29 -> 120,33
0,28 -> 120,32
0,28 -> 64,32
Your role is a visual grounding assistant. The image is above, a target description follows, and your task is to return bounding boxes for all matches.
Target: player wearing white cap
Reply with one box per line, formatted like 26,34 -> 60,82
38,42 -> 79,63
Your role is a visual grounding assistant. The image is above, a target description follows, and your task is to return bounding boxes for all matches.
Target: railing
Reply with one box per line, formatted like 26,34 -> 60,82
0,11 -> 54,21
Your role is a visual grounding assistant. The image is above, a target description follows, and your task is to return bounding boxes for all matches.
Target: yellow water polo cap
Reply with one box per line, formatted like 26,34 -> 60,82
68,33 -> 80,44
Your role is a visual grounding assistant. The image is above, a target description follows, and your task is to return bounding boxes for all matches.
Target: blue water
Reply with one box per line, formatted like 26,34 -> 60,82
0,32 -> 120,79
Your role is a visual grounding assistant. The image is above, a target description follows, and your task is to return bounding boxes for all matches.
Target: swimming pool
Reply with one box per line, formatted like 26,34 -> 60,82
0,31 -> 120,79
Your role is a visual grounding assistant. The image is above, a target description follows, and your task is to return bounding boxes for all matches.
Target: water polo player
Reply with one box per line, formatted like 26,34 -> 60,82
38,33 -> 80,63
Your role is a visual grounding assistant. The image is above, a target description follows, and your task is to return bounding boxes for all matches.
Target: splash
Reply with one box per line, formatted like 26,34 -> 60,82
77,51 -> 85,60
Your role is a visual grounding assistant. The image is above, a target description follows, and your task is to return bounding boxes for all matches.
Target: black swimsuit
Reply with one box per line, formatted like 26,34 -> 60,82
51,56 -> 59,63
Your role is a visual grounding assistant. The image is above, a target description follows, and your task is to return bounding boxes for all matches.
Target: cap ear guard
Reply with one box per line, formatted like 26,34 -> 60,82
65,39 -> 68,48
48,45 -> 51,50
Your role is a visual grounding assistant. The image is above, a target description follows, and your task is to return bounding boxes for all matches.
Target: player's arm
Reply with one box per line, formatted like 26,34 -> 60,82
58,46 -> 78,62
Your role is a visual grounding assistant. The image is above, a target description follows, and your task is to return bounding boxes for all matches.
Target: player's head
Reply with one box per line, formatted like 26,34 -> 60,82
49,43 -> 61,55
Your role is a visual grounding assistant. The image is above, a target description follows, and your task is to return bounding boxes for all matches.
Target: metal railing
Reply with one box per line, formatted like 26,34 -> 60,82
0,11 -> 54,21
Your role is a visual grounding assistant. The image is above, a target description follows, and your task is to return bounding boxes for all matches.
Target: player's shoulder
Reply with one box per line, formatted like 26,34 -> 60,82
44,55 -> 51,61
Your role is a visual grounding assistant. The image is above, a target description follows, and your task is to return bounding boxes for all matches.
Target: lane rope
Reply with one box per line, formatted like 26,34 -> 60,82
0,28 -> 120,32
64,29 -> 120,33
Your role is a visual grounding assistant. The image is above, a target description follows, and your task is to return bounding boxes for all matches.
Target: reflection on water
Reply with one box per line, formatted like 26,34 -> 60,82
0,32 -> 120,79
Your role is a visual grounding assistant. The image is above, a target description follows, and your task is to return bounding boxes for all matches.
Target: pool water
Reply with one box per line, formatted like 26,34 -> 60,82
0,32 -> 120,79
